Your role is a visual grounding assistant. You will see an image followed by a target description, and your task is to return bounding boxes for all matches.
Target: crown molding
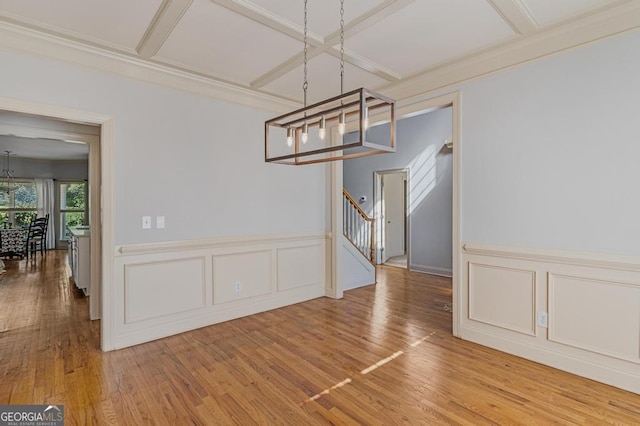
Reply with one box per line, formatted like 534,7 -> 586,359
0,2 -> 638,110
0,19 -> 299,113
381,0 -> 640,100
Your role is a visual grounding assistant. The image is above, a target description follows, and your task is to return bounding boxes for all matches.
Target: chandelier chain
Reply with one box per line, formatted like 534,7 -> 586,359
340,0 -> 344,94
303,0 -> 308,108
264,0 -> 397,165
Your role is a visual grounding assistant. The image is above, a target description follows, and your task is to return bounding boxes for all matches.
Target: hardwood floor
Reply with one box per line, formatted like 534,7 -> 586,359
1,251 -> 639,424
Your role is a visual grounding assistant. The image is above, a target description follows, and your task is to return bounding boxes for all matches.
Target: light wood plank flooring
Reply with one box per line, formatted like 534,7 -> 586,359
1,251 -> 639,424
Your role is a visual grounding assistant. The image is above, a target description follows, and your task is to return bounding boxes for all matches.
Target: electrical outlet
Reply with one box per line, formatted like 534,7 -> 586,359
536,311 -> 548,328
142,216 -> 151,229
156,216 -> 165,229
234,281 -> 242,293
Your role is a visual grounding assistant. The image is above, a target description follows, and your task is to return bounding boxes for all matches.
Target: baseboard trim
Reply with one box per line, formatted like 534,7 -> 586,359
343,279 -> 375,291
114,284 -> 325,349
410,264 -> 452,278
460,326 -> 640,394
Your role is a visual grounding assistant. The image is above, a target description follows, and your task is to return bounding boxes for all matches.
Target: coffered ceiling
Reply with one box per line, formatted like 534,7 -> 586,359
0,0 -> 638,109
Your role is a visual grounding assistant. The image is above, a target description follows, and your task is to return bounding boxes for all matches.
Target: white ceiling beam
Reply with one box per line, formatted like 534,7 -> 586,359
326,48 -> 401,82
324,0 -> 415,44
250,46 -> 401,90
250,48 -> 322,90
137,0 -> 193,58
249,0 -> 414,89
209,0 -> 323,46
487,0 -> 538,35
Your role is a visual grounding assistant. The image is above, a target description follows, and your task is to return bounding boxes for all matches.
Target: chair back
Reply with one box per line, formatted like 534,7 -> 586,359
33,214 -> 49,233
26,215 -> 45,237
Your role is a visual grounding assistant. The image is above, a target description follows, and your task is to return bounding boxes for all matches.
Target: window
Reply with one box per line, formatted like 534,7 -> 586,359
59,182 -> 86,241
0,180 -> 37,228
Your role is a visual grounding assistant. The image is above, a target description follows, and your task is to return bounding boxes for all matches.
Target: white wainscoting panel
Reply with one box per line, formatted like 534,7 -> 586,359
124,257 -> 206,324
468,263 -> 536,336
213,250 -> 272,304
461,242 -> 640,394
277,243 -> 324,291
113,232 -> 327,349
549,273 -> 640,363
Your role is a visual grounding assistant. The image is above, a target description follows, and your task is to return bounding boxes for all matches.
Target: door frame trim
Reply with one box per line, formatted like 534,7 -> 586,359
331,91 -> 461,337
374,168 -> 408,266
0,96 -> 115,350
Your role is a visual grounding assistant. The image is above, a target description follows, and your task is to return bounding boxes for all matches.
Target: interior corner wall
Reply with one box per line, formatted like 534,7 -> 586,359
343,108 -> 453,274
449,30 -> 640,393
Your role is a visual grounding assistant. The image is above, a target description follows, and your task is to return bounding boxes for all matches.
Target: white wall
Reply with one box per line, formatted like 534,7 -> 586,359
0,49 -> 326,245
458,31 -> 640,255
343,108 -> 453,274
451,30 -> 640,393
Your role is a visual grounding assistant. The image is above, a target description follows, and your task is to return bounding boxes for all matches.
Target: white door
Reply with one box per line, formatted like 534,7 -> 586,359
382,172 -> 406,262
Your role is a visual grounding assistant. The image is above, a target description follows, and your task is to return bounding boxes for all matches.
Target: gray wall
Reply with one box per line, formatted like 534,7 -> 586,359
455,30 -> 640,255
9,157 -> 88,180
0,49 -> 326,245
344,107 -> 453,275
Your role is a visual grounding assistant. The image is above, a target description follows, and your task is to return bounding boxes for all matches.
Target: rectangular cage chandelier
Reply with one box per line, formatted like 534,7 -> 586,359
265,87 -> 395,165
264,0 -> 396,165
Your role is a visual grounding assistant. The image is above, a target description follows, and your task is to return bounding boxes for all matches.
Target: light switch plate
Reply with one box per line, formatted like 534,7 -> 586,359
142,216 -> 151,229
156,216 -> 165,229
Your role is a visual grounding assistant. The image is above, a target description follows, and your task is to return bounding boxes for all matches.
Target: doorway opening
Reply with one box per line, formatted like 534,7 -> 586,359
0,96 -> 114,350
335,91 -> 460,335
0,109 -> 102,326
374,169 -> 408,268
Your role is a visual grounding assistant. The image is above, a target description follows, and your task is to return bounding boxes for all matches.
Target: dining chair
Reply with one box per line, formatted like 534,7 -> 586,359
32,214 -> 49,254
24,217 -> 46,259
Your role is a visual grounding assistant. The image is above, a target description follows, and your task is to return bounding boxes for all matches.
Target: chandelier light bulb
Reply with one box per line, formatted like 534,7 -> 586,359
318,116 -> 326,140
363,107 -> 369,130
286,127 -> 293,147
301,122 -> 309,144
338,111 -> 346,135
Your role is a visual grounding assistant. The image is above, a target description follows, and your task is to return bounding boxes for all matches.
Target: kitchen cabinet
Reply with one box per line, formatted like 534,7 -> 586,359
67,226 -> 90,295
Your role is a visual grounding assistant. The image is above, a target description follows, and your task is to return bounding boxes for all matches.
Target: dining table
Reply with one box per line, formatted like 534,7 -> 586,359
0,227 -> 26,258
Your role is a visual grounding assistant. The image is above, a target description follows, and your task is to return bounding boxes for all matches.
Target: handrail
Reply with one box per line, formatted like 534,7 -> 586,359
342,189 -> 374,223
343,188 -> 375,262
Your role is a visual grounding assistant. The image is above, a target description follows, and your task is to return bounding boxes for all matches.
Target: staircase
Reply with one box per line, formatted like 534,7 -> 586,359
343,189 -> 375,262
